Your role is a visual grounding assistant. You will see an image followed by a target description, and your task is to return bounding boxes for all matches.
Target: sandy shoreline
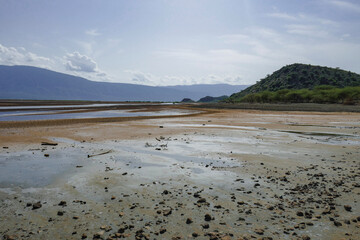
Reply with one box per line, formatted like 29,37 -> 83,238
1,106 -> 359,239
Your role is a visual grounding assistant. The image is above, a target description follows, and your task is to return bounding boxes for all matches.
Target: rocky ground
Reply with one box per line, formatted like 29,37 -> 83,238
0,108 -> 359,240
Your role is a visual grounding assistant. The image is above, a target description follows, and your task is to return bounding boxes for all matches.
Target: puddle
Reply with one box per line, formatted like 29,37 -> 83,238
279,130 -> 356,137
0,149 -> 88,188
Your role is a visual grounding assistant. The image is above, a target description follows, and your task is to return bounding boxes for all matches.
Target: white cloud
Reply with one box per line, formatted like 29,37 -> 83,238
330,0 -> 360,12
268,12 -> 298,21
123,70 -> 247,86
85,29 -> 101,36
0,43 -> 51,67
124,70 -> 157,85
286,24 -> 329,38
65,52 -> 98,72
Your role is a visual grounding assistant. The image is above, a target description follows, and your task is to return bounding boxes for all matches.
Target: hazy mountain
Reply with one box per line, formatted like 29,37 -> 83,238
0,65 -> 247,101
229,63 -> 360,100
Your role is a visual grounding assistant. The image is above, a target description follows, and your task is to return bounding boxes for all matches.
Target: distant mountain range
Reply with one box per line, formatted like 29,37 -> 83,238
0,65 -> 248,101
229,63 -> 360,100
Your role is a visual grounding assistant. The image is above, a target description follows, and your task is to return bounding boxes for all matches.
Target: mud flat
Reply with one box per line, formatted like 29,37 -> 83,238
0,106 -> 359,240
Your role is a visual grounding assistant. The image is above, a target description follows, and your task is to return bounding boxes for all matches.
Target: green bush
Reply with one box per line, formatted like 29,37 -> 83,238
238,86 -> 360,104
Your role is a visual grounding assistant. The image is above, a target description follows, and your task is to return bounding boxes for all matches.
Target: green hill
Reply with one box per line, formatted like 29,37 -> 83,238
228,63 -> 360,102
198,95 -> 228,103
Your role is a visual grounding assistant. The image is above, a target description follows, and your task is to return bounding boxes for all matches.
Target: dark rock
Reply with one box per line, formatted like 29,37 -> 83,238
163,209 -> 172,216
192,232 -> 199,237
302,235 -> 311,240
333,221 -> 342,227
197,198 -> 206,203
32,202 -> 42,210
267,206 -> 274,210
58,200 -> 67,206
204,213 -> 212,221
296,211 -> 304,217
186,218 -> 193,224
57,211 -> 64,216
202,223 -> 210,229
254,228 -> 264,235
193,192 -> 200,198
344,205 -> 352,212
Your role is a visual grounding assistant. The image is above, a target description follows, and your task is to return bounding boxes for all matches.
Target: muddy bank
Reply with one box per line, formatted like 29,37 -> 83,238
0,109 -> 359,239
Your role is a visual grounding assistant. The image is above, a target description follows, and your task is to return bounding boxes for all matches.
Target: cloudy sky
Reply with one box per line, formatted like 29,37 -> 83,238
1,0 -> 359,86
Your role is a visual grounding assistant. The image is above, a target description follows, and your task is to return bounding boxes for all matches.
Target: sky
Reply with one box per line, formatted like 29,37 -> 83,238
0,0 -> 359,86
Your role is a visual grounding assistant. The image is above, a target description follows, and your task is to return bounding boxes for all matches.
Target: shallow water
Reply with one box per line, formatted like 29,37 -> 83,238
0,103 -> 120,110
0,109 -> 196,121
0,149 -> 88,188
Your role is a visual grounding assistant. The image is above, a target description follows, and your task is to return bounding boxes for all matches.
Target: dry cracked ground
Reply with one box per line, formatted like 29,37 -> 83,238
0,109 -> 359,240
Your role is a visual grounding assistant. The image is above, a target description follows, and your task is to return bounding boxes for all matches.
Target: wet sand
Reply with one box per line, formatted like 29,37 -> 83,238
0,106 -> 359,240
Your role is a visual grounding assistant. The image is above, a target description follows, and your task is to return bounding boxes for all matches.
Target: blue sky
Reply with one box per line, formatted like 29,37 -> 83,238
1,0 -> 359,86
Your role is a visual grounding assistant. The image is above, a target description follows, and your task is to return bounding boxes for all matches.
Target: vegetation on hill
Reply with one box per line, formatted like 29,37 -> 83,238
233,86 -> 360,105
198,95 -> 228,103
228,63 -> 360,102
180,98 -> 195,103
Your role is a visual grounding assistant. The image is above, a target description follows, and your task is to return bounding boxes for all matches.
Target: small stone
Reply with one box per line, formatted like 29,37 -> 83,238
159,228 -> 166,234
163,209 -> 172,216
334,221 -> 342,227
193,192 -> 200,198
204,213 -> 212,221
344,205 -> 352,212
192,232 -> 199,237
297,211 -> 304,217
32,202 -> 42,210
81,233 -> 87,239
202,223 -> 209,229
93,231 -> 104,239
302,235 -> 311,240
100,225 -> 112,232
57,211 -> 64,216
254,228 -> 264,235
186,218 -> 193,224
58,200 -> 67,206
